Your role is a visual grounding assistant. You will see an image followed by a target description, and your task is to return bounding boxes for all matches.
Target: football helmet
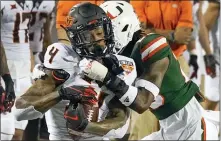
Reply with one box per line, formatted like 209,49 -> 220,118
100,1 -> 141,54
64,2 -> 114,59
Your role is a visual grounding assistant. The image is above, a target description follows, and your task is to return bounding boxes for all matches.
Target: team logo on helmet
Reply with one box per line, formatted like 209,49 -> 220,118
66,16 -> 75,27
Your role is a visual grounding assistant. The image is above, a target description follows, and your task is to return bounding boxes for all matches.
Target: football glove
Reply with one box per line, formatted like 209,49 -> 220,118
0,85 -> 6,113
189,54 -> 199,79
2,74 -> 15,112
58,85 -> 98,105
65,103 -> 88,132
101,54 -> 124,75
204,55 -> 218,78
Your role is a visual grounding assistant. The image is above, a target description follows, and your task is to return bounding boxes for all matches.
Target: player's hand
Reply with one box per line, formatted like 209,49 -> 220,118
32,64 -> 47,80
189,54 -> 199,79
204,55 -> 218,78
58,85 -> 98,105
79,58 -> 109,83
2,74 -> 15,112
65,103 -> 88,132
0,85 -> 7,113
102,54 -> 124,75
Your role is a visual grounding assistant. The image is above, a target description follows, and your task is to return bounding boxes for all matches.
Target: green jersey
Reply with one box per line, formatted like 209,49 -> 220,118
130,33 -> 200,120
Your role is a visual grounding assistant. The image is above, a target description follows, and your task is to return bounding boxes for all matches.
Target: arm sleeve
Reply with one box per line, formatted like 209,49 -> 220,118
177,1 -> 193,28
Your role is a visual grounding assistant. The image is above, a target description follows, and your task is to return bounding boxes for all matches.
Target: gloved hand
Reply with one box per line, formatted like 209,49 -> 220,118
65,103 -> 88,132
189,54 -> 199,79
32,64 -> 47,80
58,85 -> 98,105
204,54 -> 218,78
102,54 -> 124,75
1,74 -> 15,112
0,85 -> 6,113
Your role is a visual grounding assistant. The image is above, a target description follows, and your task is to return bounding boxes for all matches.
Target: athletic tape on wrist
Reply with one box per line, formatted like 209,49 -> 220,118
135,79 -> 159,98
119,86 -> 138,106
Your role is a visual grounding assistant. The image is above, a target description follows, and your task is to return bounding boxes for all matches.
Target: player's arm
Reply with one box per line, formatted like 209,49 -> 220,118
14,70 -> 61,120
80,35 -> 170,114
102,58 -> 168,114
198,1 -> 213,55
204,1 -> 220,31
85,97 -> 130,137
65,96 -> 130,138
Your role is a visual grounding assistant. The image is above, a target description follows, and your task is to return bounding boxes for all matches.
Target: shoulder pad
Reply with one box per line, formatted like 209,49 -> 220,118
44,43 -> 80,75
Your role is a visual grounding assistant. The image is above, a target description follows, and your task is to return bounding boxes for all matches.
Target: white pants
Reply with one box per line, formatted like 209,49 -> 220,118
45,101 -> 107,140
45,100 -> 130,140
45,101 -> 73,140
204,65 -> 220,102
141,97 -> 219,140
1,60 -> 32,139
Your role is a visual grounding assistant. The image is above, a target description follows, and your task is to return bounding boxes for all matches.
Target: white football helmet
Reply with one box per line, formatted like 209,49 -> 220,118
100,1 -> 141,54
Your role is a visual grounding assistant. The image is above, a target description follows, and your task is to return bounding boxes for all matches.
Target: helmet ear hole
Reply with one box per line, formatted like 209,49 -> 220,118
122,24 -> 129,32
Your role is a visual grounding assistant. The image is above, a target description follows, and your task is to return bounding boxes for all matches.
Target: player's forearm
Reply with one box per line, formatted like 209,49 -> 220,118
85,109 -> 129,136
16,90 -> 60,111
204,2 -> 220,31
198,4 -> 212,55
0,43 -> 10,75
15,91 -> 61,120
15,76 -> 59,117
29,91 -> 61,112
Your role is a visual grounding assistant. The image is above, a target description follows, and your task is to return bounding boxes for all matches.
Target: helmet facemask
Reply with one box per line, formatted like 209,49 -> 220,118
67,17 -> 114,59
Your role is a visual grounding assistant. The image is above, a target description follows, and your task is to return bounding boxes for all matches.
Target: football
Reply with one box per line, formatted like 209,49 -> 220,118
82,103 -> 99,122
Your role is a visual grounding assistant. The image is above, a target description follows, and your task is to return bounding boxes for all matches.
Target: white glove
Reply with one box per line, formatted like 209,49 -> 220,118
79,58 -> 108,82
32,64 -> 46,80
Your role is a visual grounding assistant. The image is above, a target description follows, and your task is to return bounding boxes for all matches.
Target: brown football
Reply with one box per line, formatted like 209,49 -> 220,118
82,103 -> 99,122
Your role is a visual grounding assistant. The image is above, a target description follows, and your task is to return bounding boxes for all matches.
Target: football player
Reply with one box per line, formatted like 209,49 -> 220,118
73,2 -> 220,140
14,2 -> 136,140
1,1 -> 33,140
29,0 -> 55,64
201,0 -> 220,111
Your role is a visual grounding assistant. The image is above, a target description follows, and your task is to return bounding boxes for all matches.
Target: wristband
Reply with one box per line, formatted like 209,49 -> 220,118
135,79 -> 159,98
119,86 -> 138,106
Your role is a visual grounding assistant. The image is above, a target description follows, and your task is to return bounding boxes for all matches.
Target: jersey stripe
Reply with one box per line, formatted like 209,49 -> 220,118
141,38 -> 168,61
141,36 -> 163,53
